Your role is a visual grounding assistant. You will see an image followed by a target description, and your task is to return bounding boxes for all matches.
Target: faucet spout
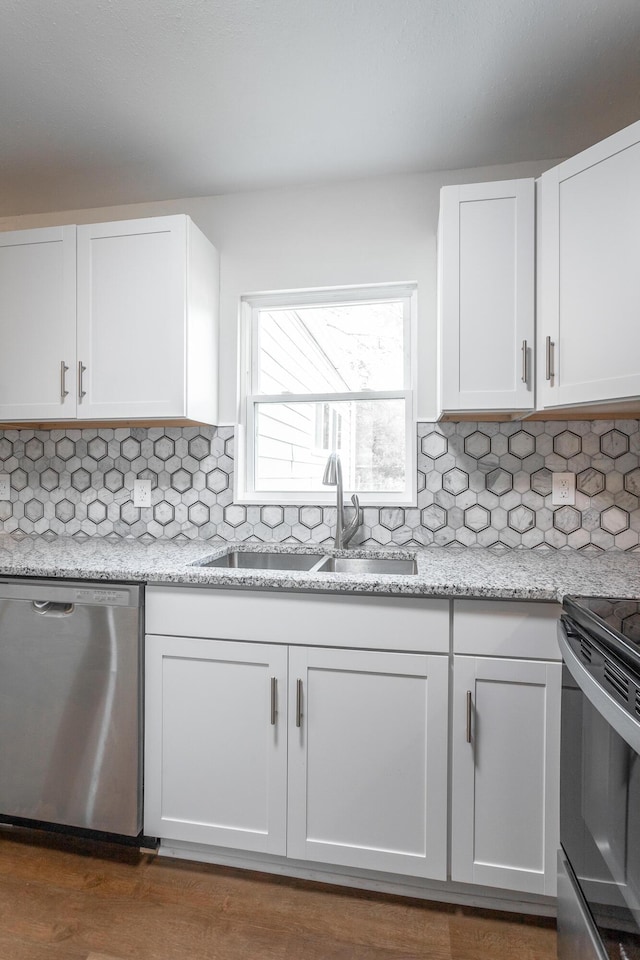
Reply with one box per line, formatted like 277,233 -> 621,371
322,453 -> 344,548
322,453 -> 362,548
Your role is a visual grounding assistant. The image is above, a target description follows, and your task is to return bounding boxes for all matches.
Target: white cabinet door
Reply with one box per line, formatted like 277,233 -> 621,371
438,180 -> 535,415
0,226 -> 77,421
451,656 -> 561,895
76,216 -> 190,420
144,635 -> 288,854
287,646 -> 448,879
539,119 -> 640,408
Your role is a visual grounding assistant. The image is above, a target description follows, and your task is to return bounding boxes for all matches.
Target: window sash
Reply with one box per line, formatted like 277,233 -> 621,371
244,391 -> 414,505
250,290 -> 413,397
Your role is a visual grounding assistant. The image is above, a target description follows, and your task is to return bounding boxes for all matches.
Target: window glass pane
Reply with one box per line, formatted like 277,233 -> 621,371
254,399 -> 406,493
256,301 -> 405,394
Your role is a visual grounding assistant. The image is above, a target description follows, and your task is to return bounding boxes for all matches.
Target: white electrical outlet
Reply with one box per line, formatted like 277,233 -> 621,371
133,478 -> 152,508
0,474 -> 10,501
552,472 -> 576,505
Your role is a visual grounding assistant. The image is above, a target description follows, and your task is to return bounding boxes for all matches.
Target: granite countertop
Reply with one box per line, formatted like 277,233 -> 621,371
0,534 -> 638,602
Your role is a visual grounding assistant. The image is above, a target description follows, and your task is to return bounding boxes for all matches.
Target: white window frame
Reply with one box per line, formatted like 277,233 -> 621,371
313,401 -> 344,456
236,283 -> 417,506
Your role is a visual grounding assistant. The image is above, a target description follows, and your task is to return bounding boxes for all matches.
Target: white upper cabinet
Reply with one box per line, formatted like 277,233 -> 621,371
76,215 -> 218,422
0,226 -> 77,421
538,119 -> 640,409
0,214 -> 219,424
438,179 -> 535,416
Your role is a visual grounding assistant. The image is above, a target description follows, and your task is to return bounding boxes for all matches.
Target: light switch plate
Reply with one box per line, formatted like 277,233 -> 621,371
0,474 -> 9,500
552,472 -> 576,505
133,478 -> 152,508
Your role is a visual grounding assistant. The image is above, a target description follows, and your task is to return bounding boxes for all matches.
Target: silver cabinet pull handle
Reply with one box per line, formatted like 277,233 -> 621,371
545,336 -> 554,381
521,340 -> 528,384
60,361 -> 69,401
296,678 -> 303,728
78,361 -> 87,400
270,676 -> 277,725
466,690 -> 473,743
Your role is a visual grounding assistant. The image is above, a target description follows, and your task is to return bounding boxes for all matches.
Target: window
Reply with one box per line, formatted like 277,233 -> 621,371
238,284 -> 416,505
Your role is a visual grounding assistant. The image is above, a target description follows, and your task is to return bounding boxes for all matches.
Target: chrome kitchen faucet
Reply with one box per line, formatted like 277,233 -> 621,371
322,453 -> 363,548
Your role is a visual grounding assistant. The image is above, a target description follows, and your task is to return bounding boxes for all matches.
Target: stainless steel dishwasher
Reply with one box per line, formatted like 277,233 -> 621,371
0,578 -> 142,838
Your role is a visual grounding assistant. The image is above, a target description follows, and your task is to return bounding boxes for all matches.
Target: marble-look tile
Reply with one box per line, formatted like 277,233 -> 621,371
1,421 -> 640,550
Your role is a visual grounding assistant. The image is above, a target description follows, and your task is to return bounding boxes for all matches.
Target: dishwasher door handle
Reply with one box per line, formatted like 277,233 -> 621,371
32,600 -> 75,616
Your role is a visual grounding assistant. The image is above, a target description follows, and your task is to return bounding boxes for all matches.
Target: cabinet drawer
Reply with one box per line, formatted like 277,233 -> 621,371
453,599 -> 561,660
146,587 -> 450,653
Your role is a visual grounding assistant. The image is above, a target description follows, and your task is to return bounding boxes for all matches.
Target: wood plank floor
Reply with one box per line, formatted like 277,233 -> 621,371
0,827 -> 557,960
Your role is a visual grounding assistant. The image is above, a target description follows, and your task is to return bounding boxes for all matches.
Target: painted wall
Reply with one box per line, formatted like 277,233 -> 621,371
0,159 -> 556,423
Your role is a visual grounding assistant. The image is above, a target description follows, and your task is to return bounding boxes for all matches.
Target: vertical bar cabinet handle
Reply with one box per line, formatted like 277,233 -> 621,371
78,361 -> 87,400
60,361 -> 69,401
521,340 -> 528,384
296,678 -> 303,728
545,336 -> 554,381
270,676 -> 277,725
466,690 -> 473,743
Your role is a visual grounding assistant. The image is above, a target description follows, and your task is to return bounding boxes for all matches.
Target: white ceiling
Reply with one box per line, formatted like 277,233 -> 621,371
1,0 -> 639,216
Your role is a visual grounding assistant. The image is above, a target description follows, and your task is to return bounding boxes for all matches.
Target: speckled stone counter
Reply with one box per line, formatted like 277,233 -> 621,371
0,534 -> 638,601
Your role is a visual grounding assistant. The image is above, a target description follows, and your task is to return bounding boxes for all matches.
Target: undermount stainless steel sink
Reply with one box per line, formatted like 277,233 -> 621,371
196,550 -> 418,576
199,551 -> 325,571
313,556 -> 418,576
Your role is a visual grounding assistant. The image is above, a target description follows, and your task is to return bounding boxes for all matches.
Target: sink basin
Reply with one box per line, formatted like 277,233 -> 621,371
199,551 -> 325,571
314,556 -> 418,576
196,550 -> 418,576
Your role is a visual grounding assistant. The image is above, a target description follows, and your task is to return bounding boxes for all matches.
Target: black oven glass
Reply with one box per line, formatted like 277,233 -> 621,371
562,655 -> 640,959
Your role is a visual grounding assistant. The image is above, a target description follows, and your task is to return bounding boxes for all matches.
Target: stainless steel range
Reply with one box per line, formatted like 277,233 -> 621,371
0,578 -> 142,838
558,595 -> 640,960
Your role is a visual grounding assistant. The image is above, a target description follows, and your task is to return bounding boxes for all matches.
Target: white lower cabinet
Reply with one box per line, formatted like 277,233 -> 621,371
287,646 -> 448,879
144,636 -> 288,854
451,601 -> 562,897
145,628 -> 449,880
145,589 -> 562,903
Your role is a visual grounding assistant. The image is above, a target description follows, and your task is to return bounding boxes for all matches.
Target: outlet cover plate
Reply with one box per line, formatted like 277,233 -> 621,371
133,479 -> 152,508
552,472 -> 576,506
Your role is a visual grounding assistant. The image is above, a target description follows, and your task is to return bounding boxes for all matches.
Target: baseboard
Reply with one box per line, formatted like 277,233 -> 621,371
157,839 -> 557,917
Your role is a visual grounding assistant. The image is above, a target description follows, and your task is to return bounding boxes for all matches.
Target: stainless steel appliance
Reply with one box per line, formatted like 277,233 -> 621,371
0,578 -> 142,837
558,596 -> 640,960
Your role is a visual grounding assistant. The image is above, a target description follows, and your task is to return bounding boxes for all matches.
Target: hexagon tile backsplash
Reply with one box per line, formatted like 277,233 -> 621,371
1,420 -> 640,551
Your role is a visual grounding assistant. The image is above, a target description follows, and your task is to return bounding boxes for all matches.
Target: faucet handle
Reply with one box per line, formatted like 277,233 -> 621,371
342,494 -> 363,546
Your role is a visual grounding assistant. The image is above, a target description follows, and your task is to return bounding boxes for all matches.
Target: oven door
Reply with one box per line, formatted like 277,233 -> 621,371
559,621 -> 640,960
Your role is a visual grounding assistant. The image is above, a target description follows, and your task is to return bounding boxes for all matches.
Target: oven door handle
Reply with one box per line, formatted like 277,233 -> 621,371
558,621 -> 640,755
